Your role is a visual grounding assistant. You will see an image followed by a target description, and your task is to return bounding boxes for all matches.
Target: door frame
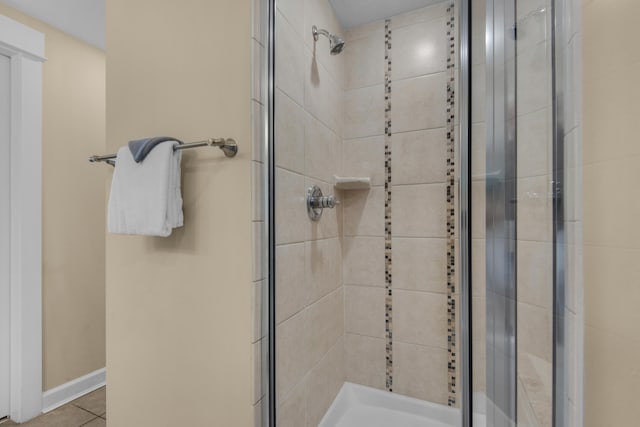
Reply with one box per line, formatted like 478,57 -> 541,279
0,14 -> 45,423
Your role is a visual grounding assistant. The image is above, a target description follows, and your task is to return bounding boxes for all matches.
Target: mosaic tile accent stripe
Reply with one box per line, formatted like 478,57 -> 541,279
445,2 -> 458,407
384,18 -> 394,393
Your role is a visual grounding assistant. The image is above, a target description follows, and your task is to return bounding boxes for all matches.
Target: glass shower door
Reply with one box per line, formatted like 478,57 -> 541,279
472,0 -> 556,426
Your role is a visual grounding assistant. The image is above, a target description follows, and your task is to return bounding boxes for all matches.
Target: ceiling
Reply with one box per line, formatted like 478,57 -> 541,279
0,0 -> 104,50
0,0 -> 443,50
329,0 -> 443,28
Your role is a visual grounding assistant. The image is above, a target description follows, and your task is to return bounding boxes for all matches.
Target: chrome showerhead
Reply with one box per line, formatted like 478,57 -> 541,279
312,25 -> 345,55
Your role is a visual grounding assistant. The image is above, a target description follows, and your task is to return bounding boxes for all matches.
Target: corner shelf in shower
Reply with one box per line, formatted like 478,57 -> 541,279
333,176 -> 371,190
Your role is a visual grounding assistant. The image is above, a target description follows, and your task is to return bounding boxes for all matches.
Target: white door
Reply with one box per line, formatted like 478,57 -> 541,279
0,53 -> 11,421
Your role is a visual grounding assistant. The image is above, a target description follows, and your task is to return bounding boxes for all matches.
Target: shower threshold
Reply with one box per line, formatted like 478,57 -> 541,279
319,383 -> 461,427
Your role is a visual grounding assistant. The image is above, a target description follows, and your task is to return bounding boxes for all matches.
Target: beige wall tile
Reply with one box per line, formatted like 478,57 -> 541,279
343,237 -> 385,286
392,184 -> 447,238
277,381 -> 307,427
345,333 -> 386,390
309,288 -> 344,366
277,310 -> 312,404
515,0 -> 549,51
306,238 -> 342,302
276,11 -> 305,106
393,342 -> 448,404
251,100 -> 264,162
345,285 -> 386,338
392,18 -> 447,81
276,243 -> 308,324
252,281 -> 264,342
252,162 -> 264,221
518,302 -> 552,363
394,290 -> 447,348
517,175 -> 552,243
391,73 -> 447,133
472,296 -> 486,392
565,310 -> 579,405
305,338 -> 345,427
276,168 -> 308,244
517,108 -> 551,178
252,39 -> 264,103
252,0 -> 264,44
390,2 -> 450,30
392,238 -> 447,293
305,52 -> 344,135
471,239 -> 486,298
253,399 -> 263,427
305,114 -> 341,183
518,351 -> 552,427
344,84 -> 385,139
345,29 -> 385,90
253,339 -> 264,404
343,187 -> 385,237
471,181 -> 486,239
252,221 -> 266,282
517,240 -> 553,309
392,129 -> 448,185
342,136 -> 385,186
517,42 -> 551,115
471,64 -> 486,124
345,20 -> 384,42
275,89 -> 305,174
277,0 -> 305,38
471,0 -> 486,65
471,123 -> 486,177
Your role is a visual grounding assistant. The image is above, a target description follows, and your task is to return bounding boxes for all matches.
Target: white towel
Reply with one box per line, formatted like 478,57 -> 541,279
108,142 -> 183,237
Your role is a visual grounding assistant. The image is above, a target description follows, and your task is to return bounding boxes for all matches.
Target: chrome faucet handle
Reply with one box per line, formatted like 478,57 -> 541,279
306,185 -> 340,221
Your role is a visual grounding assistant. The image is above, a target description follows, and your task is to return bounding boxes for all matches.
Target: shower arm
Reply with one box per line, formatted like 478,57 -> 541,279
312,25 -> 330,41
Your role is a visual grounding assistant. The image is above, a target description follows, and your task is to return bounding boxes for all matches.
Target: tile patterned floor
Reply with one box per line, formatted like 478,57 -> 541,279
1,387 -> 106,426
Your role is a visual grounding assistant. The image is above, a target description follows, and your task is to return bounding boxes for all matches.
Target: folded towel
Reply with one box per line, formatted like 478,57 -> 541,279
108,141 -> 183,237
128,136 -> 183,163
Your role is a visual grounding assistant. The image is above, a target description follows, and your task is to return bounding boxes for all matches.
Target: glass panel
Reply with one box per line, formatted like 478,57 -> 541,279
472,0 -> 557,426
514,0 -> 554,425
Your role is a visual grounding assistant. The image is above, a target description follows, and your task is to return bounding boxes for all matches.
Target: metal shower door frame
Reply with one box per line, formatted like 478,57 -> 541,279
485,0 -> 518,425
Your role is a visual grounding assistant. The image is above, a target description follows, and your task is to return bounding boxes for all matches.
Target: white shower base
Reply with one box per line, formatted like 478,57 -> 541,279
319,383 -> 462,427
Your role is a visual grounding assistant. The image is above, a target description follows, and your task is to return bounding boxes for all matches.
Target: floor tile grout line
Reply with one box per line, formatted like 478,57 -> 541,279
73,405 -> 106,419
78,415 -> 101,426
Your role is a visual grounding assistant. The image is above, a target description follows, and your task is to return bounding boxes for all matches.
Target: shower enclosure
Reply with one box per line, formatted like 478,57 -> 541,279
262,0 -> 577,425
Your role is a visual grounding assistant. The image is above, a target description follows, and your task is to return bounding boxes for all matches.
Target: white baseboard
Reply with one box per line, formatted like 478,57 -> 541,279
42,368 -> 106,413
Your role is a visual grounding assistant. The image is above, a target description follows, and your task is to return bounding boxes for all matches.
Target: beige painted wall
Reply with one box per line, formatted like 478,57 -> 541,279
105,0 -> 254,426
582,1 -> 640,425
0,4 -> 106,391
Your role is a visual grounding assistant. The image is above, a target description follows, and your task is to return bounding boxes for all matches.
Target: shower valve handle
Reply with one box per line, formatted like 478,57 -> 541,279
306,185 -> 339,221
310,195 -> 340,209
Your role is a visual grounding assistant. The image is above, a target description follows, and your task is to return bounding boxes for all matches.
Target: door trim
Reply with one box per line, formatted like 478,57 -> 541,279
0,14 -> 45,423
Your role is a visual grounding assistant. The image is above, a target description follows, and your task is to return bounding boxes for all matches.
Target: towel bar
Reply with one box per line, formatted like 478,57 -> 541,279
89,138 -> 238,166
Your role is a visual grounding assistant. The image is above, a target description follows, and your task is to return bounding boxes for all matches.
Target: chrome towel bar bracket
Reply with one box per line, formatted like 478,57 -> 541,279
88,138 -> 238,166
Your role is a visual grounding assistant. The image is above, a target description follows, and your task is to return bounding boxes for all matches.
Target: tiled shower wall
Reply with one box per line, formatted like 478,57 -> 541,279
274,0 -> 346,426
341,1 -> 457,406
